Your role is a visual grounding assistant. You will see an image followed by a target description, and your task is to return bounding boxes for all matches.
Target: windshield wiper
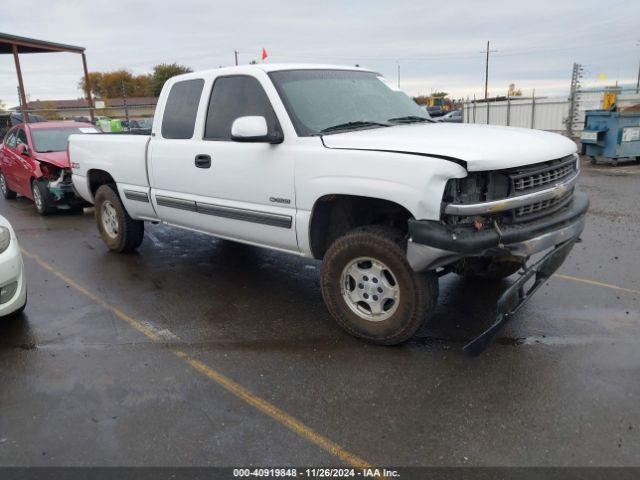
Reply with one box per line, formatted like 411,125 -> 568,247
387,116 -> 433,124
320,120 -> 391,133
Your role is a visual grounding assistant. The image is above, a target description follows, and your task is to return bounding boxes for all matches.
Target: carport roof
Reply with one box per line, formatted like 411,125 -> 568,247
0,32 -> 85,54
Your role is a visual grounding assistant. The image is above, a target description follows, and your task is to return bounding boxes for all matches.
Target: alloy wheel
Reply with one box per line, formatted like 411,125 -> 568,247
340,256 -> 400,321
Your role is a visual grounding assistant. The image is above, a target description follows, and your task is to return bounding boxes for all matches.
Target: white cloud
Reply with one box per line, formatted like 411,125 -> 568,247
1,0 -> 639,107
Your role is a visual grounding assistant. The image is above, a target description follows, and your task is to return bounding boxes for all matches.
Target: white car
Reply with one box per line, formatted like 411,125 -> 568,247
0,215 -> 27,318
69,64 -> 587,353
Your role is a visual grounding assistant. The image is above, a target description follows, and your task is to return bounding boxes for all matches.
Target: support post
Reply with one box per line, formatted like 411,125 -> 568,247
12,44 -> 29,123
506,92 -> 511,126
530,89 -> 536,129
473,94 -> 476,123
81,53 -> 95,123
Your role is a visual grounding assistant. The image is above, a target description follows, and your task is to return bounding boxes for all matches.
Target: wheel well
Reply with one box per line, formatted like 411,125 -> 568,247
87,169 -> 116,197
309,195 -> 413,259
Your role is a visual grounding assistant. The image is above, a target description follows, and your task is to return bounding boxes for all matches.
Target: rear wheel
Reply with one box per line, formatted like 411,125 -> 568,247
0,171 -> 17,199
31,179 -> 54,215
320,225 -> 438,345
94,184 -> 144,252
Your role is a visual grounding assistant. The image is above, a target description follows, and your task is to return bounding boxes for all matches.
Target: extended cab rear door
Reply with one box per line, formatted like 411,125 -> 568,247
148,72 -> 298,253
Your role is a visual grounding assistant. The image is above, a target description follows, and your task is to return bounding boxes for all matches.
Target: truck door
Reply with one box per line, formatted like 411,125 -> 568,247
149,74 -> 298,253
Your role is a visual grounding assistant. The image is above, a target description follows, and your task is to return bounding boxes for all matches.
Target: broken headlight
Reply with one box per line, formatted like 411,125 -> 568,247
40,162 -> 62,180
0,226 -> 10,254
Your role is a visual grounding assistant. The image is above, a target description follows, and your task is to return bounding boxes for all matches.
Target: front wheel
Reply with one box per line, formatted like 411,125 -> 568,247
94,184 -> 144,252
32,179 -> 54,215
320,225 -> 438,345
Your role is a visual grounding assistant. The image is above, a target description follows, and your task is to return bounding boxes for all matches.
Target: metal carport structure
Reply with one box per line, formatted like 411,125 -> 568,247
0,32 -> 94,123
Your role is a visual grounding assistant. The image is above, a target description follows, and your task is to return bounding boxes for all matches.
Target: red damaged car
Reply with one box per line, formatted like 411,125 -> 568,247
0,121 -> 99,214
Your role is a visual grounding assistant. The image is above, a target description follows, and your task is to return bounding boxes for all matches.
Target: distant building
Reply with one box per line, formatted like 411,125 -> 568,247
11,97 -> 158,120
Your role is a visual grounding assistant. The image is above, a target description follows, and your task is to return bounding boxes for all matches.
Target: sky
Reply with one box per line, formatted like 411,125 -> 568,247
1,0 -> 639,107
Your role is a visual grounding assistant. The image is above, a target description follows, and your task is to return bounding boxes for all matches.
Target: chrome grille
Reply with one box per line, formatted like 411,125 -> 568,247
510,156 -> 577,194
515,192 -> 572,219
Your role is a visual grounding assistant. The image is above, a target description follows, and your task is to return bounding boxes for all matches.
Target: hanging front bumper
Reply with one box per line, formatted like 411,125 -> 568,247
406,190 -> 589,355
407,191 -> 589,272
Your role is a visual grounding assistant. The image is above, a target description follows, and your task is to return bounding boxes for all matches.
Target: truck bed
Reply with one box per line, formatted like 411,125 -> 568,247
69,133 -> 151,202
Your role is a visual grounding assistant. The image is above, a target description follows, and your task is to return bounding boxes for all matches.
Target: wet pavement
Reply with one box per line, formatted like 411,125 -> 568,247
0,157 -> 638,466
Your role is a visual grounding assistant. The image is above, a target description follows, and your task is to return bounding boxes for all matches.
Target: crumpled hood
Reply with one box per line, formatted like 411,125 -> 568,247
34,150 -> 69,169
321,123 -> 577,171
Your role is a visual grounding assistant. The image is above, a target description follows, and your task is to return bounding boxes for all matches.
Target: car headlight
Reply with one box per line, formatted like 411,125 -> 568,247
0,226 -> 11,254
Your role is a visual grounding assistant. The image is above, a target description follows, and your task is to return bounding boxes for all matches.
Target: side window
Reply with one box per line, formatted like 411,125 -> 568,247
4,129 -> 17,149
161,78 -> 204,139
16,128 -> 28,146
204,75 -> 279,141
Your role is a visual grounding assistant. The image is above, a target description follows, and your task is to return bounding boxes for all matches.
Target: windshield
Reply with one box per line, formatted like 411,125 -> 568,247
268,69 -> 431,136
31,126 -> 98,152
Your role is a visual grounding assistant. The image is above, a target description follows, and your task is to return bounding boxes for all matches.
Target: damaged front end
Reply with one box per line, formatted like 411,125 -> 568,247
407,154 -> 588,355
38,163 -> 86,210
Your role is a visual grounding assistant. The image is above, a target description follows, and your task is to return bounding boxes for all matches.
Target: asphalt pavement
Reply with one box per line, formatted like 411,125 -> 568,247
0,157 -> 638,467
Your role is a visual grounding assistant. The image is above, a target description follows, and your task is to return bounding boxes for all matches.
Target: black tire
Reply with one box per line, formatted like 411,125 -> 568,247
0,171 -> 17,199
454,256 -> 524,280
320,225 -> 439,345
94,184 -> 144,252
31,179 -> 54,215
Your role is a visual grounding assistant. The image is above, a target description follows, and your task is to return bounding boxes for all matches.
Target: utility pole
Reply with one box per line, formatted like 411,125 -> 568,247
234,50 -> 239,66
481,41 -> 497,101
397,61 -> 401,89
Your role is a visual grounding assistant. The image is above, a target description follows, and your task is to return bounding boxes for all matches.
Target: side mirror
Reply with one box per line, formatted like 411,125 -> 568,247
231,116 -> 283,144
16,143 -> 29,157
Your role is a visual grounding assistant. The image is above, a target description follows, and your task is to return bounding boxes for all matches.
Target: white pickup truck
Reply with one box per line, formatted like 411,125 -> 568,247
70,64 -> 588,353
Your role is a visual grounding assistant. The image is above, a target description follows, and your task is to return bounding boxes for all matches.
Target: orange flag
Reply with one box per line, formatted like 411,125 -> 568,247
261,48 -> 268,61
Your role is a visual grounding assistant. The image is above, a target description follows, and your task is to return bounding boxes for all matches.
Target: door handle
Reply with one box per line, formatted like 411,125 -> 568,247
195,154 -> 211,169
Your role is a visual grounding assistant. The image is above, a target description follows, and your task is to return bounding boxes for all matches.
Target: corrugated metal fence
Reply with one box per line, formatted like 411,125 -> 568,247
462,89 -> 640,136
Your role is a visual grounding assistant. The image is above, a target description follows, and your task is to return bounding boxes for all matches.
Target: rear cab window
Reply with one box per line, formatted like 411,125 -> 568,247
161,78 -> 205,139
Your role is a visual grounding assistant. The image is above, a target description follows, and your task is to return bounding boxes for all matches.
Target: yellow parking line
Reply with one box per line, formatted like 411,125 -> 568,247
554,273 -> 640,295
20,248 -> 370,468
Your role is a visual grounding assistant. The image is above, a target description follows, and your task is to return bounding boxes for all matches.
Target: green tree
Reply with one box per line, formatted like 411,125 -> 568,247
79,70 -> 153,98
151,63 -> 192,96
0,99 -> 7,111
